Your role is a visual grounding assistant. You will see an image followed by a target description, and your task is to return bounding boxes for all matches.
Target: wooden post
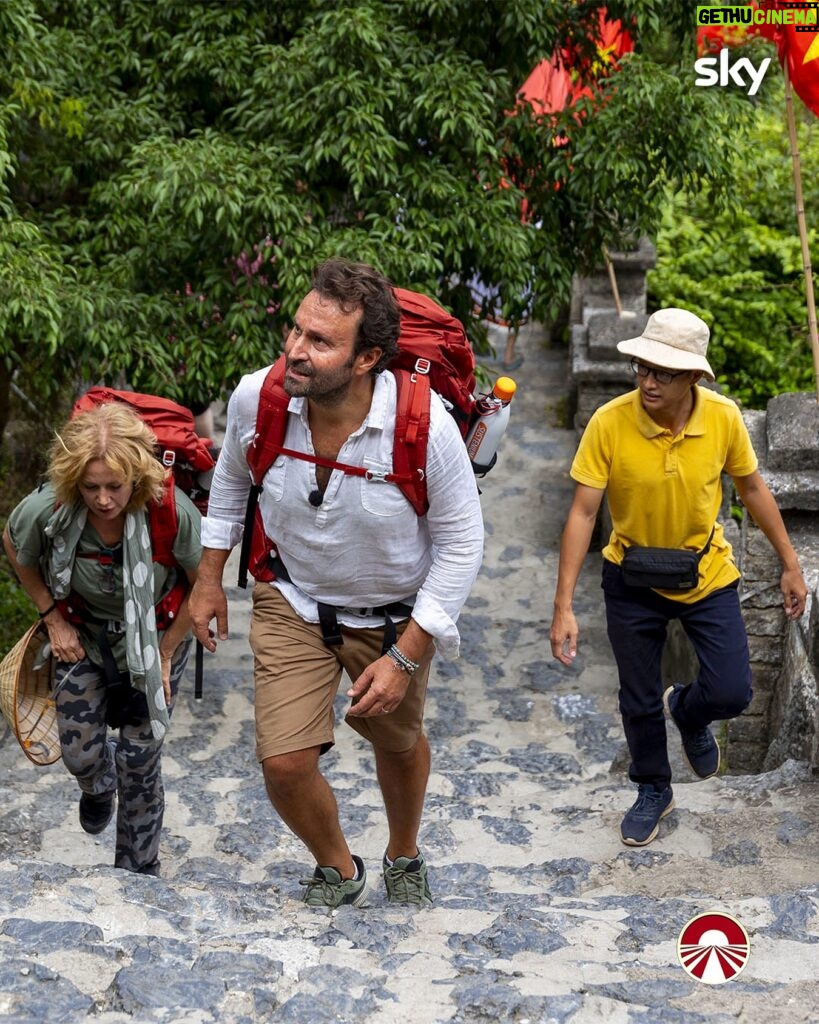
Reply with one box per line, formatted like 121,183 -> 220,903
602,246 -> 623,317
784,62 -> 819,399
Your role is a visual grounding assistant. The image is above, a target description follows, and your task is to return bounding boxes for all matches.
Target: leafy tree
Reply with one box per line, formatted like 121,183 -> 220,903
648,94 -> 819,407
1,0 -> 753,444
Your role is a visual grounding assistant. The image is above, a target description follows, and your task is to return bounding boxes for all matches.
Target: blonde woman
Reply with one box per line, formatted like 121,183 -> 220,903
2,403 -> 201,875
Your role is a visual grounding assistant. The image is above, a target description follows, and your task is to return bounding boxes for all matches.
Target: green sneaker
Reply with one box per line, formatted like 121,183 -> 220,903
299,854 -> 368,907
383,852 -> 433,906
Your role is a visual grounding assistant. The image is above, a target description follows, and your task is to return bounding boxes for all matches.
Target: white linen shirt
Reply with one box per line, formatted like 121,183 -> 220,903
202,367 -> 484,658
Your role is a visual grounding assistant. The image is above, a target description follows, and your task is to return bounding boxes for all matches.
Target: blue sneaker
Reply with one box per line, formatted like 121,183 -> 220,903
620,785 -> 675,846
664,684 -> 720,779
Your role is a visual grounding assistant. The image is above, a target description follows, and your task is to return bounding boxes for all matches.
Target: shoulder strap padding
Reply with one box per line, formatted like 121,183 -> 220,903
393,369 -> 430,515
147,475 -> 179,567
246,356 -> 289,485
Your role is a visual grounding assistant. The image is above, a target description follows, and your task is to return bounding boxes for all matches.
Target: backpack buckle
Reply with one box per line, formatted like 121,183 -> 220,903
161,449 -> 176,467
413,358 -> 431,376
364,469 -> 388,483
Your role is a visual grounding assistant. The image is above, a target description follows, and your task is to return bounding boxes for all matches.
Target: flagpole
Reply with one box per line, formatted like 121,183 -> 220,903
784,61 -> 819,399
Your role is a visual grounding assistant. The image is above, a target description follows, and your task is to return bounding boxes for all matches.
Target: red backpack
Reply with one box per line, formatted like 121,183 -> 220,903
72,388 -> 217,520
237,288 -> 477,587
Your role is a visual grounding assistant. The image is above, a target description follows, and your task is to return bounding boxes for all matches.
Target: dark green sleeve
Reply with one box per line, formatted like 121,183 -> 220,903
171,488 -> 202,573
5,484 -> 57,567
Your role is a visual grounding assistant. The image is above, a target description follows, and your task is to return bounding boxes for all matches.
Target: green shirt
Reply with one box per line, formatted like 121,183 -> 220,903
8,482 -> 201,665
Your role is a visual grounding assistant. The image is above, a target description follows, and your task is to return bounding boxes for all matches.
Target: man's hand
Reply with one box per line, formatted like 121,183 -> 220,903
781,567 -> 808,620
346,656 -> 412,717
188,578 -> 229,652
549,606 -> 578,666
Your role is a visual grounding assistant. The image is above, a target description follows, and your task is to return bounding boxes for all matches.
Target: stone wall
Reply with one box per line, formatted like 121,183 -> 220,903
738,396 -> 819,772
568,253 -> 819,774
569,238 -> 655,434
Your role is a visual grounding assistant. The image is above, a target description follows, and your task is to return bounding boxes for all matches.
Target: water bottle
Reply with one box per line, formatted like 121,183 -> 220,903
465,376 -> 517,475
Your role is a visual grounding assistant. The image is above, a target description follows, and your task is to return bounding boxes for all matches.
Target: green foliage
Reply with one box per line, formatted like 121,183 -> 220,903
648,99 -> 819,408
0,561 -> 35,658
0,0 -> 746,433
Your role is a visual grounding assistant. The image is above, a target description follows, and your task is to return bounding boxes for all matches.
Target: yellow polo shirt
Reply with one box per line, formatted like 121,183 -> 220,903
571,386 -> 758,603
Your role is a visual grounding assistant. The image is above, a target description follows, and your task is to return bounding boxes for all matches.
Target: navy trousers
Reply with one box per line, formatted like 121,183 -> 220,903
601,560 -> 753,788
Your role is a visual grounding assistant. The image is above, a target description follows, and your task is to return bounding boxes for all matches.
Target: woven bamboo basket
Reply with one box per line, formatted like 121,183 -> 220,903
0,621 -> 61,765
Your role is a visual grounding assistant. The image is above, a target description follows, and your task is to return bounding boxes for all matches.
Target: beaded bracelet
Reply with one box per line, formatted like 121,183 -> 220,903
38,601 -> 57,620
386,644 -> 420,674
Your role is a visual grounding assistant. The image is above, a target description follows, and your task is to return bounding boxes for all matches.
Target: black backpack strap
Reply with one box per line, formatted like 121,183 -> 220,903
237,483 -> 263,590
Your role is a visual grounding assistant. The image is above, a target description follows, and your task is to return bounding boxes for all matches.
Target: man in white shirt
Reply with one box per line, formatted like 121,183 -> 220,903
189,258 -> 484,907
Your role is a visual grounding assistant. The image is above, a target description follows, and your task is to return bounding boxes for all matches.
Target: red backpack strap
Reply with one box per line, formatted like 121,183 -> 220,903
149,480 -> 192,627
393,369 -> 431,516
238,356 -> 289,588
148,474 -> 179,568
246,356 -> 289,484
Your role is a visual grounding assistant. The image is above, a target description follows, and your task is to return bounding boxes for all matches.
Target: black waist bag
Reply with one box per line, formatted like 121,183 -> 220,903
621,527 -> 715,591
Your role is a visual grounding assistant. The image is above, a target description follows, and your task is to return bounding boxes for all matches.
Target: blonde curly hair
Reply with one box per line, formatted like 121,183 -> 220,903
48,402 -> 168,511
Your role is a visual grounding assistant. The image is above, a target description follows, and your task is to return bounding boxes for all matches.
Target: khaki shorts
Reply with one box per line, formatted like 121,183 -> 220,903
249,584 -> 433,762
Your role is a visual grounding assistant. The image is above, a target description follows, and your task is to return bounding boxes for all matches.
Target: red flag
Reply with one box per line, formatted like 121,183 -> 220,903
750,2 -> 819,115
518,58 -> 574,117
518,9 -> 633,117
776,27 -> 819,115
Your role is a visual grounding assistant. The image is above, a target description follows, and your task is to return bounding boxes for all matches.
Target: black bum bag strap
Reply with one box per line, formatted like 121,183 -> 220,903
696,524 -> 716,562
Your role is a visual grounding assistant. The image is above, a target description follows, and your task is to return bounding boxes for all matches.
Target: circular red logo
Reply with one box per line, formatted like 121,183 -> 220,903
677,911 -> 750,985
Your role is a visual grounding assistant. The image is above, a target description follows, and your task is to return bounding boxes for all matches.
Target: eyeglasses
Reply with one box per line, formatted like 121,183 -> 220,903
630,358 -> 688,386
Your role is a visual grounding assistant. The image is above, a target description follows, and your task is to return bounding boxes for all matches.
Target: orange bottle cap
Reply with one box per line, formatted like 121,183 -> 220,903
493,376 -> 517,402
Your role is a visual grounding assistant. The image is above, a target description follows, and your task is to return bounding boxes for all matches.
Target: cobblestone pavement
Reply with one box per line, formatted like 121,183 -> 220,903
1,325 -> 818,1023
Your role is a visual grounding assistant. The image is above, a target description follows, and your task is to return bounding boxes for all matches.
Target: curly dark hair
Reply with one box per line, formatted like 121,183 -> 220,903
311,257 -> 400,373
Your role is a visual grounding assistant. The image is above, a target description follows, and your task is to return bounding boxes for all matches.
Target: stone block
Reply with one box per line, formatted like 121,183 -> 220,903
586,311 -> 647,361
747,667 -> 778,702
742,607 -> 788,637
763,622 -> 818,770
726,713 -> 769,745
743,407 -> 767,451
765,392 -> 819,470
608,236 -> 658,273
725,740 -> 764,774
749,645 -> 785,666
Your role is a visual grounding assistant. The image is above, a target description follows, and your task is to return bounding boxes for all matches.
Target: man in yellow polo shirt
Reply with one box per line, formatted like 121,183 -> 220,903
549,308 -> 807,847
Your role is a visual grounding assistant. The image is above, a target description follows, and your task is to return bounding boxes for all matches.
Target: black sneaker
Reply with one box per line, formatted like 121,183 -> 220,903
664,684 -> 720,779
620,784 -> 675,846
79,791 -> 116,835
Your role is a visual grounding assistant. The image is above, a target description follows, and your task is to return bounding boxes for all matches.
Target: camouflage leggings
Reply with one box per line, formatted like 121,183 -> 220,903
54,638 -> 192,873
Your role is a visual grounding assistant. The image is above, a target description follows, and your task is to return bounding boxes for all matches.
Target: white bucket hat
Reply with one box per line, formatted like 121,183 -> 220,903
616,308 -> 714,381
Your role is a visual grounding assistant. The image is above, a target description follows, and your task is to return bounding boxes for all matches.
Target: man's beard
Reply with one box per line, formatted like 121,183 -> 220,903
283,355 -> 357,406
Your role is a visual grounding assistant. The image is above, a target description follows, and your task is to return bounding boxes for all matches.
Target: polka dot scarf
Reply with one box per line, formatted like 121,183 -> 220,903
45,503 -> 170,740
